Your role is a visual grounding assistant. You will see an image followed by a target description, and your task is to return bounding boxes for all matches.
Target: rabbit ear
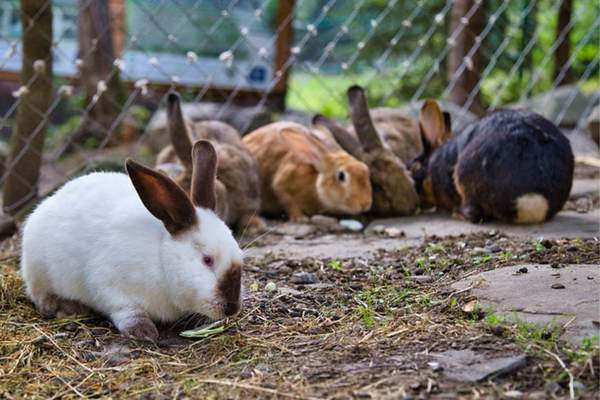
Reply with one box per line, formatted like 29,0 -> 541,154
280,128 -> 328,171
190,140 -> 218,211
419,100 -> 449,149
126,159 -> 197,235
167,91 -> 193,169
442,111 -> 452,135
347,85 -> 384,152
312,114 -> 365,160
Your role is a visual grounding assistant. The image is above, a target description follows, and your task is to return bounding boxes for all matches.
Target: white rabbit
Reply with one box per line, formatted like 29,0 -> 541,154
21,140 -> 243,342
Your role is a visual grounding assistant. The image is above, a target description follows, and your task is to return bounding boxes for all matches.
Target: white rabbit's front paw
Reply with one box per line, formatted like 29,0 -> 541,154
114,311 -> 159,342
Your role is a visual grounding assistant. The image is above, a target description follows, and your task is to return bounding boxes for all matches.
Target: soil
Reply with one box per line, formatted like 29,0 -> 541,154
0,166 -> 598,399
1,227 -> 598,399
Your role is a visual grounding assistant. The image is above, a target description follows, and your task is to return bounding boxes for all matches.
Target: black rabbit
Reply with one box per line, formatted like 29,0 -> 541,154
410,100 -> 574,224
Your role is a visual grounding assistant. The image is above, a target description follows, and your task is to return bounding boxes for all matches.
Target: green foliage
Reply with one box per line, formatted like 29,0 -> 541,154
128,105 -> 151,125
514,319 -> 562,346
327,259 -> 344,272
287,0 -> 599,115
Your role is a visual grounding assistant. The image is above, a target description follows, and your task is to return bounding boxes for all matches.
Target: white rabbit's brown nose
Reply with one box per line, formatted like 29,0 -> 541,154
218,263 -> 242,316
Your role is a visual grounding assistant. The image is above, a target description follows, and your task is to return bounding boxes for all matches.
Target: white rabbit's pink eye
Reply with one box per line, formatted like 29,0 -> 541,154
203,255 -> 215,268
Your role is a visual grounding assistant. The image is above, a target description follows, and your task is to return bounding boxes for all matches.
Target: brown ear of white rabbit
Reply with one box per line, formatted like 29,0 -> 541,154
156,91 -> 265,234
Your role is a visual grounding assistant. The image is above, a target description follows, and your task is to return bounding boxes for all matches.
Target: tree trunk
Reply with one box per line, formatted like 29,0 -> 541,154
553,0 -> 573,86
447,0 -> 486,116
3,0 -> 53,214
77,0 -> 124,146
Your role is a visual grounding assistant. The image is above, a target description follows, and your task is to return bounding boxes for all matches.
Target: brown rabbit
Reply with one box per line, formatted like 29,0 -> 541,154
242,121 -> 372,221
313,86 -> 419,216
156,92 -> 264,233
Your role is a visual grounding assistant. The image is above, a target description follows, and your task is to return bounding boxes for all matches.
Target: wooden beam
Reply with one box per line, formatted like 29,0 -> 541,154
109,0 -> 125,57
272,0 -> 295,103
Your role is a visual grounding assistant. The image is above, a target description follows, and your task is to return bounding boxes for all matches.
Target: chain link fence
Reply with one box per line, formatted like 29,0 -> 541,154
0,0 -> 598,218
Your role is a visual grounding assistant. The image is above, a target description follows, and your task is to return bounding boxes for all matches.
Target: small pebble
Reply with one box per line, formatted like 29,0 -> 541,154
339,219 -> 363,232
587,276 -> 594,280
384,227 -> 405,237
427,361 -> 443,371
310,215 -> 338,227
64,322 -> 78,332
32,335 -> 48,345
240,370 -> 252,379
504,390 -> 524,399
370,225 -> 386,234
472,246 -> 487,254
265,281 -> 278,292
551,283 -> 565,289
291,271 -> 319,284
410,275 -> 432,283
485,244 -> 502,253
517,267 -> 528,274
489,325 -> 507,336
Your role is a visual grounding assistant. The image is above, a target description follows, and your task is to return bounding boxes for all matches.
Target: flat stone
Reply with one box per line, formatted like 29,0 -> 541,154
245,235 -> 420,261
563,128 -> 600,157
271,223 -> 317,238
431,349 -> 527,383
570,178 -> 599,198
510,85 -> 591,127
451,264 -> 600,344
367,210 -> 600,240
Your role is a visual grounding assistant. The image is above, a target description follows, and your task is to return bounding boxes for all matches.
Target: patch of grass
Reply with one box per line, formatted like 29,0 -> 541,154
355,303 -> 376,329
327,259 -> 344,272
484,312 -> 504,327
513,319 -> 562,347
533,239 -> 546,252
499,250 -> 515,262
472,255 -> 491,265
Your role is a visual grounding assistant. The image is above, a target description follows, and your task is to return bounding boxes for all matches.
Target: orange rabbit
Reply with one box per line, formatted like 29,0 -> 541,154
243,122 -> 372,221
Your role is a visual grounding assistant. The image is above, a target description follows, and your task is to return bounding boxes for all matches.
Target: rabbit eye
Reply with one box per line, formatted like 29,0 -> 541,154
337,171 -> 346,183
203,255 -> 215,268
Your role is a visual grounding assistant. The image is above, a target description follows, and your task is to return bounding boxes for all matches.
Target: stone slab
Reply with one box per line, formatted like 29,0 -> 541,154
570,178 -> 599,198
451,264 -> 600,344
367,210 -> 600,240
431,349 -> 527,383
244,234 -> 419,261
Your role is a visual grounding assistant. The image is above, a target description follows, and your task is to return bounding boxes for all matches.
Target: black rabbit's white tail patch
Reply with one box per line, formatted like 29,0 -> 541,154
514,193 -> 548,224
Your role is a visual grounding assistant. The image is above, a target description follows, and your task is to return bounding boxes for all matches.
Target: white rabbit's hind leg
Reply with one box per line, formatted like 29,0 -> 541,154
32,292 -> 92,319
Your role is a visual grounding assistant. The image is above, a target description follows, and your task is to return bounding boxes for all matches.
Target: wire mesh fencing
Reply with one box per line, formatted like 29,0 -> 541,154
0,0 -> 598,216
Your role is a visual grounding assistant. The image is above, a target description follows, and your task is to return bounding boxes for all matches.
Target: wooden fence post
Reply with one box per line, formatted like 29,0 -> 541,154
553,0 -> 573,86
3,0 -> 53,214
447,0 -> 485,116
272,0 -> 295,111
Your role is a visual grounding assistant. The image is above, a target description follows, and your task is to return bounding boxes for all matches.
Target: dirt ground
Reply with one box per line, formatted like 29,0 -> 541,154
0,168 -> 599,399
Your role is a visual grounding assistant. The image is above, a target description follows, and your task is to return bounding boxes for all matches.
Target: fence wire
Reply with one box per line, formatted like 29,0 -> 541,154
0,0 -> 598,215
